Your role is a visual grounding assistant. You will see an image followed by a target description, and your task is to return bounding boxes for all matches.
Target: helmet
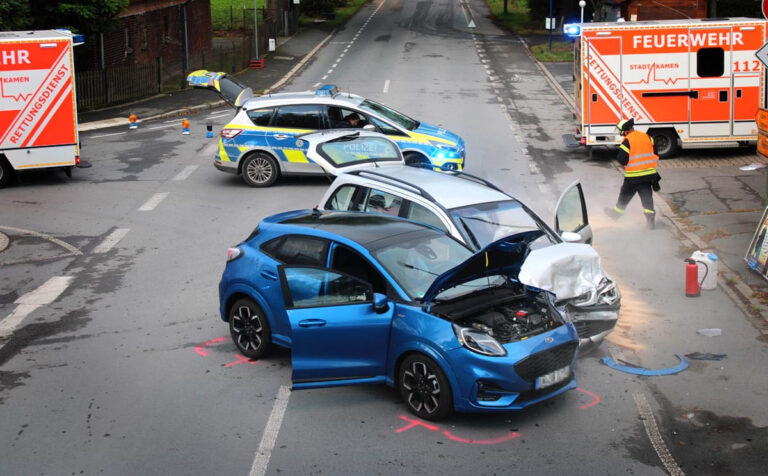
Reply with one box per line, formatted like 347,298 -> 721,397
617,118 -> 634,132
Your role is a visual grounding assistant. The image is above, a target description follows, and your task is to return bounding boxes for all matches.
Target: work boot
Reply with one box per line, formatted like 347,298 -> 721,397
645,213 -> 656,230
604,206 -> 623,221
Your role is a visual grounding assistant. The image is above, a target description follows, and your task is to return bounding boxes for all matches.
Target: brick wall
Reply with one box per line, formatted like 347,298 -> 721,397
623,0 -> 709,21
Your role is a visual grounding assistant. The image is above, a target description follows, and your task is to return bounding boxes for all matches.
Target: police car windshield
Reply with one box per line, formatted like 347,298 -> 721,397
449,200 -> 554,250
359,99 -> 419,131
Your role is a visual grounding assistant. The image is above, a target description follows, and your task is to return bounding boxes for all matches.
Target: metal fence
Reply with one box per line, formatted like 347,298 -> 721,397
76,9 -> 299,111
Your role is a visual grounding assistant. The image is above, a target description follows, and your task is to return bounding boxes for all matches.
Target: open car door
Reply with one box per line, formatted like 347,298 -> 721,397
298,130 -> 405,176
186,70 -> 253,108
554,181 -> 592,244
279,266 -> 394,389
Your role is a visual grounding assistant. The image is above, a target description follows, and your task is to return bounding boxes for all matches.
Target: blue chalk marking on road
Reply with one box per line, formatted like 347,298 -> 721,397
601,354 -> 688,376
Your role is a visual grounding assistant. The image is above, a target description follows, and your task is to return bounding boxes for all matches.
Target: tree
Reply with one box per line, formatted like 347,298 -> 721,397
27,0 -> 128,35
0,0 -> 33,31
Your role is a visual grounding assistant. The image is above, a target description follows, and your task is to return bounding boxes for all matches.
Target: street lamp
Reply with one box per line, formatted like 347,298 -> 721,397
579,0 -> 586,23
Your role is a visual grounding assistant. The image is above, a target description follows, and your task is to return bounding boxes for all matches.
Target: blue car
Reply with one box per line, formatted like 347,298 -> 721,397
218,211 -> 579,420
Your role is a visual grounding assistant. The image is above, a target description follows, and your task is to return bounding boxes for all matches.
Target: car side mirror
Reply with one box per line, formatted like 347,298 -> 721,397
373,293 -> 389,313
561,231 -> 582,243
363,124 -> 375,131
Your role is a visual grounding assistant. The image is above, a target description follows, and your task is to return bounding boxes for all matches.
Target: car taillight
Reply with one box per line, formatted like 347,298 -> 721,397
221,128 -> 243,139
226,247 -> 242,262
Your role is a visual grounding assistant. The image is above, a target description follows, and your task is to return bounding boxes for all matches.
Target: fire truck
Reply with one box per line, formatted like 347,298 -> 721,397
0,30 -> 85,187
563,18 -> 768,158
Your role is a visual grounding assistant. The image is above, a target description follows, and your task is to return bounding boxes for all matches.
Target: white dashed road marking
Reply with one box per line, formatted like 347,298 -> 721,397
0,276 -> 74,346
138,192 -> 169,211
92,228 -> 130,254
249,385 -> 291,476
383,79 -> 390,93
172,165 -> 198,181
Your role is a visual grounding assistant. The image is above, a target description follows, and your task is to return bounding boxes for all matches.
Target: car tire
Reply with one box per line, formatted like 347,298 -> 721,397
398,354 -> 453,421
647,129 -> 679,159
0,156 -> 14,188
228,298 -> 273,359
404,152 -> 429,168
241,152 -> 279,187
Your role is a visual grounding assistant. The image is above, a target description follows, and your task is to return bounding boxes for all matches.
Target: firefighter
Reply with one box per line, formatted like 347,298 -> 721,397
605,118 -> 661,229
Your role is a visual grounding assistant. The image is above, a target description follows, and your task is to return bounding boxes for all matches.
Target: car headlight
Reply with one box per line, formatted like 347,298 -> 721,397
453,324 -> 507,357
570,277 -> 620,307
429,140 -> 460,158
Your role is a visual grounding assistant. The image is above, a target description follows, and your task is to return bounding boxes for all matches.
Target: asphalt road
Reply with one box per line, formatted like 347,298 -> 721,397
1,0 -> 767,475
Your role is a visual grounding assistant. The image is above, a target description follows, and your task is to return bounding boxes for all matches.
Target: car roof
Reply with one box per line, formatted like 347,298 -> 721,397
242,90 -> 365,110
337,166 -> 512,210
263,210 -> 446,250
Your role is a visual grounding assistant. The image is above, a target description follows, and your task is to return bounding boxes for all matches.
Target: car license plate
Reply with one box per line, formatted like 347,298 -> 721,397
536,366 -> 570,390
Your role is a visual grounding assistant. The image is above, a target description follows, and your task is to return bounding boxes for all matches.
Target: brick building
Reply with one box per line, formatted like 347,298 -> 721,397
621,0 -> 709,21
88,0 -> 211,70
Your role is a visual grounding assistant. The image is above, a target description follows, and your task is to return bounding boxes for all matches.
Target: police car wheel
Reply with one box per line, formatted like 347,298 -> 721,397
242,152 -> 279,187
404,152 -> 429,167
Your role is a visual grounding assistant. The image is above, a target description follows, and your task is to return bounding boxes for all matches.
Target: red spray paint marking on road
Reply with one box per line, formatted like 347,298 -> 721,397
224,354 -> 260,368
576,387 -> 601,410
194,337 -> 228,357
396,415 -> 518,445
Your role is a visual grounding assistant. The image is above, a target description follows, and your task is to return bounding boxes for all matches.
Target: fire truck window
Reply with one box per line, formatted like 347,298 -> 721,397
697,48 -> 724,78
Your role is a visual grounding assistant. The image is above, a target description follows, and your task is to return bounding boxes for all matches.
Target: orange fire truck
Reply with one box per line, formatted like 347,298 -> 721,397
0,30 -> 85,187
564,18 -> 768,158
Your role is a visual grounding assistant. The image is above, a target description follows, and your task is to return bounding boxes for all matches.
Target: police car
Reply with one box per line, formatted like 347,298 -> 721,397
187,71 -> 465,187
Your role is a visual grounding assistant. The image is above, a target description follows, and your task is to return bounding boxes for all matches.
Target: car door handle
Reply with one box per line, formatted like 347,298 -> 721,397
273,134 -> 293,140
260,270 -> 277,281
298,319 -> 326,328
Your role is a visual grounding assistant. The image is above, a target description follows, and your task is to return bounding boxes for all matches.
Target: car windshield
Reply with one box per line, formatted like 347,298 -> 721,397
449,200 -> 554,250
371,233 -> 505,301
359,99 -> 420,131
317,136 -> 401,167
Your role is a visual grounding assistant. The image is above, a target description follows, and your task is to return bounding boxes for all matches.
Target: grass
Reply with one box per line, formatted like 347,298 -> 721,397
484,0 -> 535,33
211,0 -> 267,31
298,0 -> 368,28
530,41 -> 574,62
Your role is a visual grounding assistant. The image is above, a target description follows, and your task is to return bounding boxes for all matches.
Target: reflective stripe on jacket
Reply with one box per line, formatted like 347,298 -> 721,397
623,131 -> 658,177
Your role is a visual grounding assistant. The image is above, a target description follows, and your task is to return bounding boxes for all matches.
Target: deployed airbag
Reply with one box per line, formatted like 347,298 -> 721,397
518,243 -> 603,300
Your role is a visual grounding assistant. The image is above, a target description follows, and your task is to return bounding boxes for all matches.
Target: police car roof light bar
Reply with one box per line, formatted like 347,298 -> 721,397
316,84 -> 341,96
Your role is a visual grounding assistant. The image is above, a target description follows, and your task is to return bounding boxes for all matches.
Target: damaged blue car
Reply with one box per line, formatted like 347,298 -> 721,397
218,210 -> 579,420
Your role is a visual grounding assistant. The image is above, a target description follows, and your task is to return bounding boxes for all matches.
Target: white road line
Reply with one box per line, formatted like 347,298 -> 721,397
0,276 -> 74,343
0,225 -> 82,256
249,385 -> 291,476
172,165 -> 198,181
163,118 -> 179,123
91,132 -> 126,139
205,112 -> 231,119
633,393 -> 685,476
138,192 -> 169,211
92,228 -> 130,254
312,82 -> 321,88
332,62 -> 339,68
327,69 -> 334,74
383,79 -> 390,93
147,124 -> 176,130
321,75 -> 328,80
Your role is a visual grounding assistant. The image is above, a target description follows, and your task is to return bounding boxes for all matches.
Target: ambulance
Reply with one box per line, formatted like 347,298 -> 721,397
563,18 -> 768,158
0,30 -> 84,187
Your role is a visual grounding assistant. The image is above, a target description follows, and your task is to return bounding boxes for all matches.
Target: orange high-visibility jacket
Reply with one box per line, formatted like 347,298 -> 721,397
620,131 -> 658,177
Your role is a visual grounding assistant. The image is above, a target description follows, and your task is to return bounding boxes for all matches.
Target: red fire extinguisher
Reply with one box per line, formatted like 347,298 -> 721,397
685,258 -> 707,297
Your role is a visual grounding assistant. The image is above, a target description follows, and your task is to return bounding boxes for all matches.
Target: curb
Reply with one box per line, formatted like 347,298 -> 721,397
78,30 -> 337,132
521,37 -> 768,333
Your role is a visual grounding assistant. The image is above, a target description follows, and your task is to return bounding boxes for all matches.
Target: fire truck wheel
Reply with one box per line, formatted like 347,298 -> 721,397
648,129 -> 679,160
0,156 -> 14,188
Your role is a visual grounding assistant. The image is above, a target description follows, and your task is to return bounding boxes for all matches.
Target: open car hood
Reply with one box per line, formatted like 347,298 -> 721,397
420,230 -> 543,305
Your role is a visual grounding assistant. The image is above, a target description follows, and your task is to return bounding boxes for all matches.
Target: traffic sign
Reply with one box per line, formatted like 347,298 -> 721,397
756,41 -> 768,69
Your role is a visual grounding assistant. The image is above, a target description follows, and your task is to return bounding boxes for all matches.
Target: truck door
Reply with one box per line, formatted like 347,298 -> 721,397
689,27 -> 733,137
731,24 -> 765,137
586,37 -> 622,136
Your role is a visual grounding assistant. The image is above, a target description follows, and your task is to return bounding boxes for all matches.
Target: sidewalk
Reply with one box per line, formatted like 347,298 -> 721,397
78,27 -> 334,131
524,37 -> 768,334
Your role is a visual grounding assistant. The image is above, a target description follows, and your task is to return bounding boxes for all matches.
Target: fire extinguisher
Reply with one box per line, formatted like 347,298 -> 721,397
685,259 -> 708,297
